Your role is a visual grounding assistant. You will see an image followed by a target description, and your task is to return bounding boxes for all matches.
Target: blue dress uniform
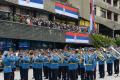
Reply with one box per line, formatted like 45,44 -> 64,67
9,53 -> 19,80
49,54 -> 61,80
32,54 -> 44,80
19,54 -> 24,80
106,52 -> 114,76
98,52 -> 105,78
58,52 -> 69,80
43,54 -> 50,79
21,54 -> 30,80
113,56 -> 119,75
98,59 -> 105,78
92,52 -> 97,80
2,51 -> 12,80
78,54 -> 85,80
84,53 -> 95,80
68,54 -> 79,80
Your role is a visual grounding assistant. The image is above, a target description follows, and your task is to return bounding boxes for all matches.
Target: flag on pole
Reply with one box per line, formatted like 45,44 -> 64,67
89,0 -> 95,33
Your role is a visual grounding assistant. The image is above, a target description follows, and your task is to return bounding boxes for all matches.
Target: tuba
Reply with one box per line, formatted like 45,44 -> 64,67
110,46 -> 120,59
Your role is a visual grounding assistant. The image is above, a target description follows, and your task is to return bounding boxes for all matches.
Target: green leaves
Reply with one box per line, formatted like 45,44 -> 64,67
90,34 -> 116,48
115,37 -> 120,46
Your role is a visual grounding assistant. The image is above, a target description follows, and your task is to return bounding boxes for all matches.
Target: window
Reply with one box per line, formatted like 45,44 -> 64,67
114,13 -> 118,21
94,5 -> 96,15
100,8 -> 106,18
113,0 -> 118,7
107,0 -> 111,4
107,10 -> 112,20
103,0 -> 106,2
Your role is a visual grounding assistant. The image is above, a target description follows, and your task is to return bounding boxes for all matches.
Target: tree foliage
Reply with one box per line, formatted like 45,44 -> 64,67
90,34 -> 116,48
115,37 -> 120,46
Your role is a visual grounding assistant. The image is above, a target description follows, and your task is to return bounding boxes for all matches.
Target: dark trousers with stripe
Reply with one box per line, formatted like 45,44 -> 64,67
43,66 -> 49,79
85,71 -> 94,80
22,69 -> 28,80
107,63 -> 113,76
4,72 -> 12,80
49,68 -> 58,80
33,68 -> 35,78
20,67 -> 24,80
99,64 -> 105,78
114,59 -> 119,74
58,66 -> 68,80
10,68 -> 16,80
93,67 -> 96,80
68,69 -> 77,80
80,68 -> 85,80
34,68 -> 42,80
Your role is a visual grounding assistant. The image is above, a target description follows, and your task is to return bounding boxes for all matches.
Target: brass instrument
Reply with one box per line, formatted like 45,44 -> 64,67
110,46 -> 120,59
96,51 -> 105,61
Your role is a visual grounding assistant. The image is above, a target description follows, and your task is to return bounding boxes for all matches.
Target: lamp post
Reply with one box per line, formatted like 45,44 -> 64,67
113,24 -> 115,38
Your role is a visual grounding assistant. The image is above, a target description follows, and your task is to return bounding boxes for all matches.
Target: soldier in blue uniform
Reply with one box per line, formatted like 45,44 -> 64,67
2,51 -> 12,80
58,50 -> 69,80
68,50 -> 79,80
43,50 -> 50,79
98,50 -> 105,78
49,50 -> 61,80
106,51 -> 114,76
92,49 -> 97,80
84,49 -> 95,80
78,49 -> 85,80
21,51 -> 30,80
9,50 -> 19,80
32,50 -> 44,80
113,55 -> 119,76
18,49 -> 24,80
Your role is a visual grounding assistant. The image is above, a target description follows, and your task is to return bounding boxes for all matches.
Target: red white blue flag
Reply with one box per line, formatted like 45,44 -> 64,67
65,32 -> 90,44
55,2 -> 79,18
19,0 -> 44,9
89,0 -> 95,33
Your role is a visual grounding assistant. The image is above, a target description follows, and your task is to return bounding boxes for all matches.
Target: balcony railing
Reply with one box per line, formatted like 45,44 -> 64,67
0,20 -> 65,42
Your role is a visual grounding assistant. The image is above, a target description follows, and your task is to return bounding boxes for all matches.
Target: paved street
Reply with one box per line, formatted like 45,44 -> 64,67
0,67 -> 120,80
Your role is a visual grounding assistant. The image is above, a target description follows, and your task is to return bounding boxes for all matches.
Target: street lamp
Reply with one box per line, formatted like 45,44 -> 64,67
113,24 -> 115,38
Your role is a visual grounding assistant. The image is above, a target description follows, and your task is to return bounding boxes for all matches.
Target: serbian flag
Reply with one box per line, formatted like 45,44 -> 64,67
55,2 -> 79,18
18,0 -> 44,9
65,32 -> 90,44
89,0 -> 95,33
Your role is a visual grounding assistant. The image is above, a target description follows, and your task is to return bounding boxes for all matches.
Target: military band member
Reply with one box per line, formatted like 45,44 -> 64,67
9,50 -> 19,80
98,51 -> 105,78
2,51 -> 12,80
106,51 -> 114,76
113,56 -> 119,76
49,50 -> 61,80
32,50 -> 44,80
68,50 -> 79,80
78,49 -> 85,80
21,51 -> 30,80
92,49 -> 97,80
18,49 -> 24,80
43,51 -> 50,79
59,50 -> 69,80
84,49 -> 95,80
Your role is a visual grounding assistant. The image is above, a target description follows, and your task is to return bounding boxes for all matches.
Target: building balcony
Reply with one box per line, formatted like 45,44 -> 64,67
0,20 -> 65,42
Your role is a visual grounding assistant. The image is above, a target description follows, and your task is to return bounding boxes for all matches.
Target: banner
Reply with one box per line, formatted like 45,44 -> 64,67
19,40 -> 30,48
55,2 -> 79,18
18,0 -> 44,9
65,32 -> 90,44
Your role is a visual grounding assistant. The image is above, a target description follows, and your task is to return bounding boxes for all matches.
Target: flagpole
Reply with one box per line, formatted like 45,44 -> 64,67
89,0 -> 95,34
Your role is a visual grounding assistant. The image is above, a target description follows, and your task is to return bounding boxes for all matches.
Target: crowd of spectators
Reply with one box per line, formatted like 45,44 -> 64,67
0,12 -> 89,33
